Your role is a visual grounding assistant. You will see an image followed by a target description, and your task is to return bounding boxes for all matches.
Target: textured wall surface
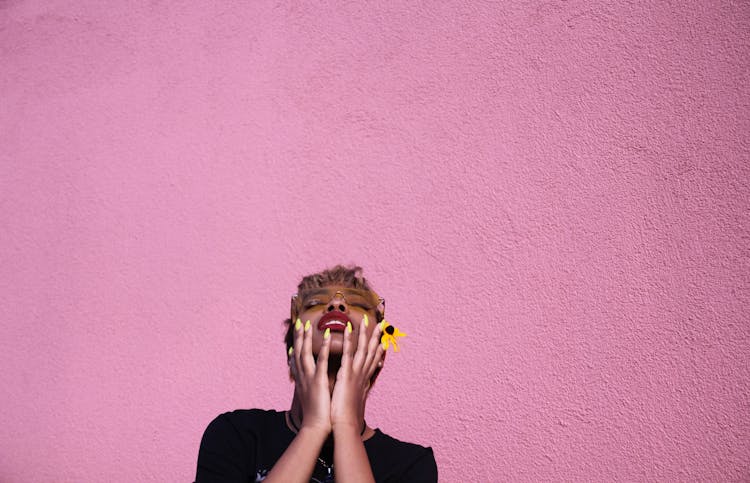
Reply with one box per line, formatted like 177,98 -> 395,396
2,1 -> 749,481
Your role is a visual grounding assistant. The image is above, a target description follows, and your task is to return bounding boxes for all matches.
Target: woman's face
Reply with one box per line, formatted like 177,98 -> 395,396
294,285 -> 381,356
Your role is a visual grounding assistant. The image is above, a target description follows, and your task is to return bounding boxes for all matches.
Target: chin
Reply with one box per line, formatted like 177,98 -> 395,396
328,342 -> 345,354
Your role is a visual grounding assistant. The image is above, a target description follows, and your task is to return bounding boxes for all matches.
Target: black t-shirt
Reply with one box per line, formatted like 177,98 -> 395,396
195,409 -> 437,482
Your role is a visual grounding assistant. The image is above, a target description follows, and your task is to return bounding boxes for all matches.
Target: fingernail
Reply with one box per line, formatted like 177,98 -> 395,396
381,341 -> 387,350
347,321 -> 353,333
288,347 -> 294,356
363,314 -> 369,327
295,318 -> 302,331
304,320 -> 311,332
379,321 -> 385,331
324,328 -> 331,340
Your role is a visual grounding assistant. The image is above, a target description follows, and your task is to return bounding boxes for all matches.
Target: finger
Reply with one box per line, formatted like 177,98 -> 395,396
293,318 -> 304,377
365,342 -> 385,379
316,328 -> 331,379
301,319 -> 315,376
340,321 -> 354,373
352,317 -> 368,370
363,320 -> 384,370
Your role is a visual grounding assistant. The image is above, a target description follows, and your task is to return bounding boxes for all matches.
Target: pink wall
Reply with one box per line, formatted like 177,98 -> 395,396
2,1 -> 749,481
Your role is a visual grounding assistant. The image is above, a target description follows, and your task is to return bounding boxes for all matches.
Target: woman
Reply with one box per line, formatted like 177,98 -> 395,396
195,265 -> 437,482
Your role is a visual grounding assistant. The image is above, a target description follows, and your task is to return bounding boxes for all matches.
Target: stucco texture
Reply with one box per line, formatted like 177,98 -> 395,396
2,1 -> 749,481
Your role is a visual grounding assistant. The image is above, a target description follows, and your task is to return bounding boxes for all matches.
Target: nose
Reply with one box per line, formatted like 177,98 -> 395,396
326,292 -> 347,313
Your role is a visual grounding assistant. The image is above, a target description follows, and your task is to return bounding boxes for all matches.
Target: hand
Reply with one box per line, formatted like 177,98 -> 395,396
289,319 -> 332,436
330,318 -> 385,432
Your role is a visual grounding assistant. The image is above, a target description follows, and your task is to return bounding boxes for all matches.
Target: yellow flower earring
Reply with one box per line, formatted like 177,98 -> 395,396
380,320 -> 406,352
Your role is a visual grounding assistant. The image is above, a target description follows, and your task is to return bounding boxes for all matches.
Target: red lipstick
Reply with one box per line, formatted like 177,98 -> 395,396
317,311 -> 351,333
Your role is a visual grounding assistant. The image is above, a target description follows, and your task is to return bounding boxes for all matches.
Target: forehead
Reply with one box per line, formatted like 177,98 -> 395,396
299,286 -> 374,298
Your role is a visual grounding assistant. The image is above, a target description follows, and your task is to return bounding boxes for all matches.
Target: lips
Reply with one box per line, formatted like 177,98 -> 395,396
317,311 -> 351,333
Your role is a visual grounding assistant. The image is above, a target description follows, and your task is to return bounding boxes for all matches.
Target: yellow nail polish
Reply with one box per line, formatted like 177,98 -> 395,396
288,347 -> 294,356
347,321 -> 353,333
324,328 -> 331,339
379,321 -> 385,331
381,341 -> 387,350
304,320 -> 311,331
363,314 -> 369,327
295,318 -> 302,331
